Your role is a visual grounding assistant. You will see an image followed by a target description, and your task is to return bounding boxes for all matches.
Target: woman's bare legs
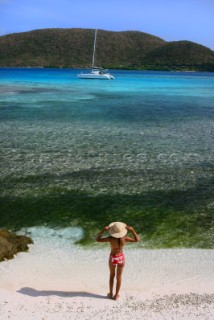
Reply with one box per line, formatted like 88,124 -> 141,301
108,260 -> 116,298
114,264 -> 124,300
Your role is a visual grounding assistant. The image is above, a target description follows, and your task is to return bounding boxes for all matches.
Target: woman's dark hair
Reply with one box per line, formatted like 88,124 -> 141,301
117,238 -> 120,248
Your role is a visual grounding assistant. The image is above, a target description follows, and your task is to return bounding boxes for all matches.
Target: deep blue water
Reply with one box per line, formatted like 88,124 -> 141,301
0,68 -> 214,195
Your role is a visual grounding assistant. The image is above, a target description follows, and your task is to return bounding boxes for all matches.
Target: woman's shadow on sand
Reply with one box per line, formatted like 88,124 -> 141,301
17,287 -> 107,299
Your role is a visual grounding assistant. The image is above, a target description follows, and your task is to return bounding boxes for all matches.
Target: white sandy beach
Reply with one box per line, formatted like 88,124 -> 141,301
0,227 -> 214,319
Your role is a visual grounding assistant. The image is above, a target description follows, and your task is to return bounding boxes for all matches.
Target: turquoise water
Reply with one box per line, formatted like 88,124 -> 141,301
0,68 -> 214,246
1,68 -> 214,193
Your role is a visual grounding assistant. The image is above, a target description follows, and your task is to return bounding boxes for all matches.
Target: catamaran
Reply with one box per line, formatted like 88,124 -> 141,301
77,29 -> 115,80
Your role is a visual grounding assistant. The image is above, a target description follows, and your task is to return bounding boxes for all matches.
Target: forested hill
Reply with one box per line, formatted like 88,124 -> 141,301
0,28 -> 214,71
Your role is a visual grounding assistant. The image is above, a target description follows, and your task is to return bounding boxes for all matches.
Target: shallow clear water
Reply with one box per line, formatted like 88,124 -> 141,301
0,68 -> 214,247
1,68 -> 214,196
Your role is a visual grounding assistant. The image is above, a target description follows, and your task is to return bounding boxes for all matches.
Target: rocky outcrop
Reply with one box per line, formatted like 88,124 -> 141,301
0,230 -> 33,262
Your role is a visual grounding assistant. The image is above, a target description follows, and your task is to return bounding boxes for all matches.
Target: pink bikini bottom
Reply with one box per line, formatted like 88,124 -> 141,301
110,253 -> 124,265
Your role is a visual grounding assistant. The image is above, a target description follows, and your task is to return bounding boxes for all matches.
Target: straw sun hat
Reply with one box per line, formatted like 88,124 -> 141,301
108,222 -> 127,238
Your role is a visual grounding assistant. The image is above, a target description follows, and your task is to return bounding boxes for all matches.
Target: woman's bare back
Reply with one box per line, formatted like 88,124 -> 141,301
109,236 -> 126,255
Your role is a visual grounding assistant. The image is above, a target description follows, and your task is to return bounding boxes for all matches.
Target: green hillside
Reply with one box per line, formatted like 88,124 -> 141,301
0,28 -> 214,71
143,41 -> 214,71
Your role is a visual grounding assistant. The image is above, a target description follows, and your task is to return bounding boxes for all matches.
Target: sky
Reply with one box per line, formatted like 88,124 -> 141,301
0,0 -> 214,50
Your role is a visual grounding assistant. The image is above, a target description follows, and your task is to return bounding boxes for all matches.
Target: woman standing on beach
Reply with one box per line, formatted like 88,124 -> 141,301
96,222 -> 140,300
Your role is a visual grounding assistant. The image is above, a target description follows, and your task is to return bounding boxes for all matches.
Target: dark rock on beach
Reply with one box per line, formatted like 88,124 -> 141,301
0,230 -> 33,262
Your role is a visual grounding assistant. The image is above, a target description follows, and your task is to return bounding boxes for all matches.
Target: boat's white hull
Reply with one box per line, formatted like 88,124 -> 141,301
77,73 -> 115,80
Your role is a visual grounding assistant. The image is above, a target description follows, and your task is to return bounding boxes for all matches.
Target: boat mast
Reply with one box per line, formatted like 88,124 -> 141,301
92,29 -> 97,69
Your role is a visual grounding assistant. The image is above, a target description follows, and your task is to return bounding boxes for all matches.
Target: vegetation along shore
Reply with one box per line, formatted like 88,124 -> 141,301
0,28 -> 214,71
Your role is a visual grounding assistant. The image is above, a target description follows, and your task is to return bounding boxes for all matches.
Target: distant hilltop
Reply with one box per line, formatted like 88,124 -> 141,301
0,28 -> 214,71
